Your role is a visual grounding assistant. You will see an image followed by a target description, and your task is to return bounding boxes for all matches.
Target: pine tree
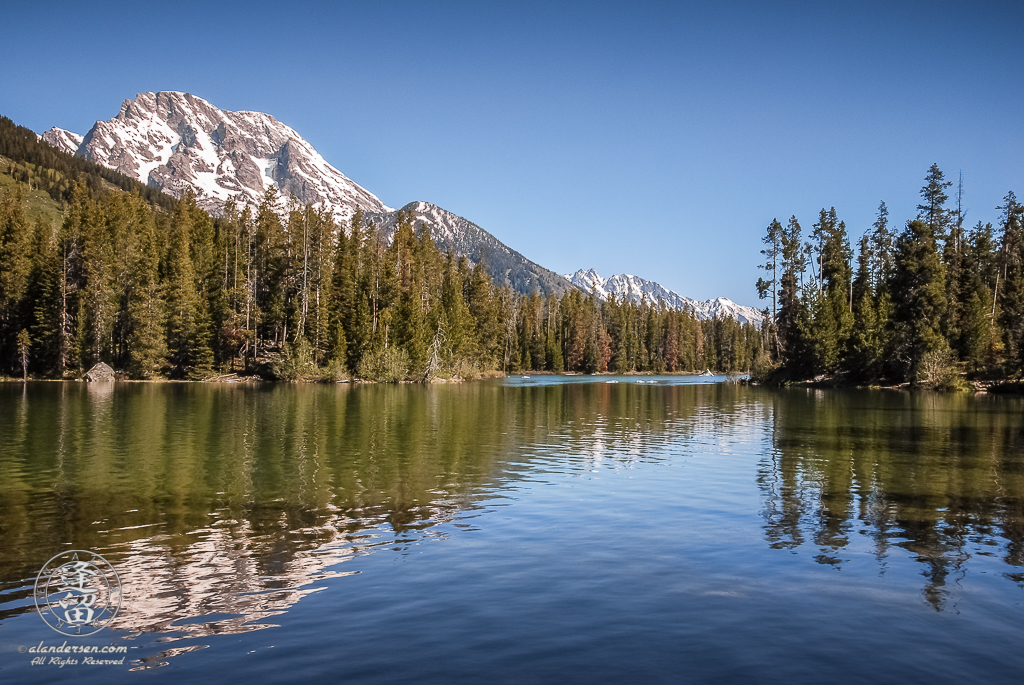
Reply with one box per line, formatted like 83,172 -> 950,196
777,215 -> 808,373
845,236 -> 882,380
16,328 -> 30,380
918,163 -> 952,240
127,198 -> 166,378
254,187 -> 287,350
30,215 -> 62,376
891,219 -> 947,382
757,219 -> 783,318
996,191 -> 1024,370
165,196 -> 213,379
941,172 -> 971,357
869,201 -> 893,288
964,221 -> 1000,371
808,213 -> 853,375
0,187 -> 33,373
52,182 -> 89,376
75,192 -> 118,370
467,253 -> 500,367
544,293 -> 564,372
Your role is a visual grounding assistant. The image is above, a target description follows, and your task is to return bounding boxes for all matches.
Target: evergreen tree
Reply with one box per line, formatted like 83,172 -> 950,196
75,190 -> 118,370
165,197 -> 214,379
918,163 -> 951,240
49,182 -> 90,376
869,201 -> 893,288
845,236 -> 882,380
757,218 -> 783,318
777,215 -> 808,373
809,213 -> 853,375
254,187 -> 287,349
544,293 -> 564,372
0,188 -> 33,372
891,219 -> 947,382
996,191 -> 1024,370
467,253 -> 500,368
941,174 -> 972,360
127,199 -> 166,378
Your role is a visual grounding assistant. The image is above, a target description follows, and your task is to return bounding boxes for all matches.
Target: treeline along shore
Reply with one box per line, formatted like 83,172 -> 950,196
755,165 -> 1024,389
0,115 -> 761,382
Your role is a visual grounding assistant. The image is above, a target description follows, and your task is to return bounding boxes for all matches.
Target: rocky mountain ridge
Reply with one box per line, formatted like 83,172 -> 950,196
40,127 -> 83,155
369,202 -> 571,296
39,91 -> 759,313
565,269 -> 763,325
50,91 -> 390,222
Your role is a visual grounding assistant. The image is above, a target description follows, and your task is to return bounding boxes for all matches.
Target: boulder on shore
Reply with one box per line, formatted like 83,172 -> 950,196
84,362 -> 115,382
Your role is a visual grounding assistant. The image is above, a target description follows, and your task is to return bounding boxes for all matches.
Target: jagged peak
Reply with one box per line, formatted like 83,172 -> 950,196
76,91 -> 392,222
565,268 -> 762,324
40,127 -> 84,155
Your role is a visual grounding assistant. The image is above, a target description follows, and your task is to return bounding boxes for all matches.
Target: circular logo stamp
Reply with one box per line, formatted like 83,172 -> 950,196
34,550 -> 122,636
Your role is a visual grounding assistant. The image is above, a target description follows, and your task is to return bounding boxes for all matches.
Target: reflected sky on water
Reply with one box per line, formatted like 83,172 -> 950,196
0,381 -> 1021,683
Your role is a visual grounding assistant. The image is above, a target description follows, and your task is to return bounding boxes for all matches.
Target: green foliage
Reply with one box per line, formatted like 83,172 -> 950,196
0,187 -> 33,371
272,338 -> 332,381
0,112 -> 767,382
891,219 -> 947,381
749,348 -> 776,383
916,344 -> 969,391
357,346 -> 410,383
760,164 -> 1023,388
0,116 -> 175,211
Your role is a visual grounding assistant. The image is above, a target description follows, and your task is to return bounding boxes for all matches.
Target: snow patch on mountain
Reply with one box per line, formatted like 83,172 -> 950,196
565,269 -> 763,325
41,127 -> 84,155
74,91 -> 391,222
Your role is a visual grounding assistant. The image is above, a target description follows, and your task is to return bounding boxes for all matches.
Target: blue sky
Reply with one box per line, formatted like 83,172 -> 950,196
3,1 -> 1022,304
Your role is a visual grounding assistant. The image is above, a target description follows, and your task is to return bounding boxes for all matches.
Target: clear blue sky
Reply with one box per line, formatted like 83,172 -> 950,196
3,1 -> 1022,305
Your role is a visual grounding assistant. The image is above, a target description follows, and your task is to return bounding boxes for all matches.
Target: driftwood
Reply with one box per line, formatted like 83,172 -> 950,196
84,362 -> 116,382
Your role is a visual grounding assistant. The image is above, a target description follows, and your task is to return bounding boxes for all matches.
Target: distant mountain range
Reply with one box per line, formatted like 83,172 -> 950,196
40,91 -> 759,315
565,269 -> 763,324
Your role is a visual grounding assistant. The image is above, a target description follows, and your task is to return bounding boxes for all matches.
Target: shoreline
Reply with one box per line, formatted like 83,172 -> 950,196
2,369 -> 727,385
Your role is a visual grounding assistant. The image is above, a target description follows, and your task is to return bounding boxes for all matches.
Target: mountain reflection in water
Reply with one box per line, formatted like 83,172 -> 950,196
0,382 -> 517,644
1,380 -> 1022,681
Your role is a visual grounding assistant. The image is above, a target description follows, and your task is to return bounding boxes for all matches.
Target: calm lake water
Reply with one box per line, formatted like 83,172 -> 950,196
0,378 -> 1022,683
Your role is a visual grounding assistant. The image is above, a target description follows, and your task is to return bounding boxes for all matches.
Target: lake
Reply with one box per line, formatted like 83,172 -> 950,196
0,378 -> 1022,683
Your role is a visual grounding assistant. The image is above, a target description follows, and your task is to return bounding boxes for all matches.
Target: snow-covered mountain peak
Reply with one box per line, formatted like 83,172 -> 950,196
564,269 -> 763,325
74,91 -> 392,221
40,127 -> 84,156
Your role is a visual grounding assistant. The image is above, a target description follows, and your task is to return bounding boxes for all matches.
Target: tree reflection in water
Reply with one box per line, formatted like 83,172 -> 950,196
758,388 -> 1024,610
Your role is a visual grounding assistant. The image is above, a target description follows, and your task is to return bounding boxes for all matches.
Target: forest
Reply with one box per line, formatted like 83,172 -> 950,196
755,164 -> 1024,388
0,117 -> 760,381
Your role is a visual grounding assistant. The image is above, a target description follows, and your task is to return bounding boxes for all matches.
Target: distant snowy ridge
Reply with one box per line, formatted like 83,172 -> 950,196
41,127 -> 84,155
49,91 -> 391,223
565,269 -> 763,325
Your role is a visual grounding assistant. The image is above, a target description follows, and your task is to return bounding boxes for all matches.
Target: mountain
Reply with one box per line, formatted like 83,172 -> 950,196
370,202 -> 571,296
45,91 -> 575,296
62,91 -> 391,221
40,127 -> 83,155
565,269 -> 763,325
47,92 -> 753,306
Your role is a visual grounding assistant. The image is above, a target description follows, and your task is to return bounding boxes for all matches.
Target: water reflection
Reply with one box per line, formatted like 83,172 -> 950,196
758,388 -> 1024,609
2,377 -> 1022,671
0,381 -> 758,650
